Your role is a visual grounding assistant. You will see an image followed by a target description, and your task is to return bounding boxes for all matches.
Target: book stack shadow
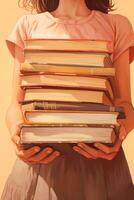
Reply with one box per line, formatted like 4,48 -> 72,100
19,39 -> 126,154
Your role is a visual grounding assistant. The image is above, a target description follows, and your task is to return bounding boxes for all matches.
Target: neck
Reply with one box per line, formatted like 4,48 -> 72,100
51,0 -> 91,19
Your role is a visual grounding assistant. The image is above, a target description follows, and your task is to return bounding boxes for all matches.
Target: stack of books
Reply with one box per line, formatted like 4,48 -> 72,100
18,39 -> 126,150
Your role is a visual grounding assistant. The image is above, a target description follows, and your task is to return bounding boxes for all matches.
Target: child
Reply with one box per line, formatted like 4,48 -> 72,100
1,0 -> 134,199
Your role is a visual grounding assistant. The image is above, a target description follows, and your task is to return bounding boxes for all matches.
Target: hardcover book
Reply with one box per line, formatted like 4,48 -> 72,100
19,100 -> 126,119
20,74 -> 114,100
23,87 -> 113,105
24,38 -> 113,53
22,110 -> 119,125
19,124 -> 117,144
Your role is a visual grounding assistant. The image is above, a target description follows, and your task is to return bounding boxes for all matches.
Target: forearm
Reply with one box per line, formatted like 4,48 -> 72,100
5,102 -> 24,135
6,45 -> 25,134
114,98 -> 134,133
113,49 -> 134,133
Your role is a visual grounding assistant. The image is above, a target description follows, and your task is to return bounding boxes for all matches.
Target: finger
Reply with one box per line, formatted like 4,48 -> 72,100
14,143 -> 21,157
117,118 -> 126,125
27,147 -> 53,162
75,143 -> 118,160
16,146 -> 41,159
11,120 -> 23,136
11,134 -> 20,145
11,135 -> 23,154
117,119 -> 127,139
73,146 -> 96,159
93,139 -> 121,154
98,152 -> 117,160
10,122 -> 22,146
40,151 -> 60,164
118,123 -> 127,140
77,143 -> 99,158
94,137 -> 122,154
16,119 -> 24,127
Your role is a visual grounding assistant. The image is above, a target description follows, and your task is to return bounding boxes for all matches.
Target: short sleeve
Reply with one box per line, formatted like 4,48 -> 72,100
5,15 -> 27,59
113,14 -> 134,64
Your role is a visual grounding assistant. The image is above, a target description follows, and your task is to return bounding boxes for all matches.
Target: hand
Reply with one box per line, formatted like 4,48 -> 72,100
10,121 -> 60,164
73,121 -> 127,160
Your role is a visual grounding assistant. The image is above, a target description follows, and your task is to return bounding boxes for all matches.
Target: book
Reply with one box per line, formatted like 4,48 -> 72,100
19,100 -> 126,119
22,110 -> 119,125
24,38 -> 113,53
23,87 -> 112,105
19,39 -> 120,146
19,124 -> 117,144
24,51 -> 112,67
20,63 -> 119,97
20,62 -> 115,76
20,74 -> 114,100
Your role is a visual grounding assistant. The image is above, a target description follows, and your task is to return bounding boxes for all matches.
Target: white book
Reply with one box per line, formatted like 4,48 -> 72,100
24,110 -> 119,125
20,125 -> 117,144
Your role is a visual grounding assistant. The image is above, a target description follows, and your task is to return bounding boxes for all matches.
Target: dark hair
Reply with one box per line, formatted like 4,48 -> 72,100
18,0 -> 115,14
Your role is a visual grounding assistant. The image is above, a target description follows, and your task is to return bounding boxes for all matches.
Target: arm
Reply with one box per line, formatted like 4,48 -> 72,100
6,45 -> 60,164
73,48 -> 134,160
113,48 -> 134,134
5,45 -> 25,135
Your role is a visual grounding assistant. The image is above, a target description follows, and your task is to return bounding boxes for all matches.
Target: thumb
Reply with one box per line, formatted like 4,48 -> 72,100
118,123 -> 127,141
117,119 -> 124,125
11,134 -> 20,145
10,120 -> 23,144
16,119 -> 24,127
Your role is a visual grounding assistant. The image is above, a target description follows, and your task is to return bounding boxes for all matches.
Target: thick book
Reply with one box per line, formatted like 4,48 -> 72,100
20,74 -> 114,100
22,110 -> 119,125
20,62 -> 115,76
20,63 -> 119,97
24,38 -> 112,53
19,100 -> 126,119
24,51 -> 112,67
23,87 -> 112,105
19,124 -> 117,144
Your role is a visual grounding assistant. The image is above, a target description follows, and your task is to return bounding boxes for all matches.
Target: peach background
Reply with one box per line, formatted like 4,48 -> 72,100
0,0 -> 134,196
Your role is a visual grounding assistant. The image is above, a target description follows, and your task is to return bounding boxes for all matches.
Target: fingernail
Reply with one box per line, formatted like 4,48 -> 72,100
121,135 -> 125,140
55,152 -> 60,156
78,143 -> 83,147
47,148 -> 53,153
94,143 -> 99,147
34,147 -> 40,152
73,147 -> 78,151
16,139 -> 20,145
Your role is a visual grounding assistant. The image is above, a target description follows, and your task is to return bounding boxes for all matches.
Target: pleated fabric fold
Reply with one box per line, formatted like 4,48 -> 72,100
1,147 -> 134,200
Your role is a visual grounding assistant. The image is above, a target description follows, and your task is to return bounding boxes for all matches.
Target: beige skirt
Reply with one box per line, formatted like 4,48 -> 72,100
0,145 -> 134,200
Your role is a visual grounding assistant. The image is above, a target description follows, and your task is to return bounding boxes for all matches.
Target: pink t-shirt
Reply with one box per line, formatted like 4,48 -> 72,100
5,10 -> 134,63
